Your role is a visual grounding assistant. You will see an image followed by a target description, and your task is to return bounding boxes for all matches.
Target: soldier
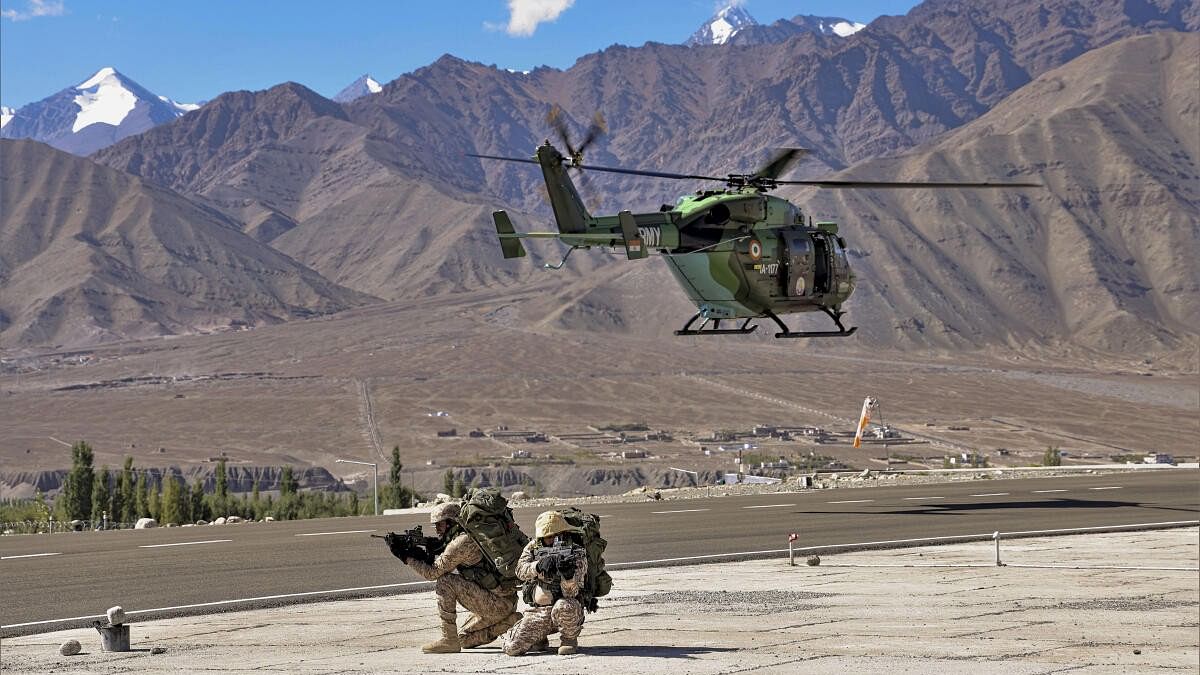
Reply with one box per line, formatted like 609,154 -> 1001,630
390,502 -> 522,653
503,510 -> 587,656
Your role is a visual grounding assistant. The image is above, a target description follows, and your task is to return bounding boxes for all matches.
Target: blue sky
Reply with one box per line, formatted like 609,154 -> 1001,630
1,1 -> 919,108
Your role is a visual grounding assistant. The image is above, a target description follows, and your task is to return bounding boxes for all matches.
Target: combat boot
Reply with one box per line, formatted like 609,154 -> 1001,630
558,637 -> 578,655
532,637 -> 550,652
460,611 -> 522,648
422,616 -> 462,654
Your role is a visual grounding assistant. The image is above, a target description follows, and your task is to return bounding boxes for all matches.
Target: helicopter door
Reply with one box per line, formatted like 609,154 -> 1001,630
782,232 -> 811,297
812,234 -> 831,295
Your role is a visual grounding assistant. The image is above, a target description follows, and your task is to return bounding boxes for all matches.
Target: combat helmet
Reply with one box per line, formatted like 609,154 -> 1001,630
534,510 -> 579,539
430,501 -> 460,524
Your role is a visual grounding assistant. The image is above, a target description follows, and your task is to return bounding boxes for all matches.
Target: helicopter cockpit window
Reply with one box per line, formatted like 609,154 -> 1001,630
703,203 -> 731,225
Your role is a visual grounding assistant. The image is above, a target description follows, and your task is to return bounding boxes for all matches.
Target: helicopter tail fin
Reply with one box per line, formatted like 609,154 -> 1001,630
536,143 -> 590,234
617,210 -> 648,260
492,211 -> 527,259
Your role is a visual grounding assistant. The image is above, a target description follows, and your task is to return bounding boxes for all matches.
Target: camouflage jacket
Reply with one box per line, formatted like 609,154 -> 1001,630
515,538 -> 587,606
407,531 -> 510,596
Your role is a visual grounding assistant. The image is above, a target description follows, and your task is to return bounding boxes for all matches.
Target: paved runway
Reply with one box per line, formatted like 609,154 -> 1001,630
2,471 -> 1196,633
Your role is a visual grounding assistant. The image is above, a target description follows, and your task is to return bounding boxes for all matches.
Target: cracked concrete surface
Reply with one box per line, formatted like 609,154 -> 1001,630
1,528 -> 1196,674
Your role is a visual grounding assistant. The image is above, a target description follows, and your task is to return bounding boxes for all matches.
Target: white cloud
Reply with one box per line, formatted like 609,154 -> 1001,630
502,0 -> 573,37
2,0 -> 66,21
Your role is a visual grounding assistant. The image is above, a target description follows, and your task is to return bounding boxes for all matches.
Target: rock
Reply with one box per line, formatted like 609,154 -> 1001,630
225,516 -> 243,524
805,555 -> 821,566
859,469 -> 871,478
509,491 -> 528,501
165,523 -> 177,527
213,517 -> 227,525
134,518 -> 157,529
264,516 -> 275,522
150,646 -> 167,655
106,606 -> 126,625
59,639 -> 81,656
195,519 -> 208,526
181,523 -> 195,527
433,493 -> 452,504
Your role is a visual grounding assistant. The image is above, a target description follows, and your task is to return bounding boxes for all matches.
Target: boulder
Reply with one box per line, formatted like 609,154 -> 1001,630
213,517 -> 227,525
264,516 -> 275,522
806,555 -> 821,566
134,518 -> 157,529
433,493 -> 452,504
225,516 -> 243,524
59,639 -> 81,656
106,606 -> 126,625
509,491 -> 528,501
195,519 -> 208,526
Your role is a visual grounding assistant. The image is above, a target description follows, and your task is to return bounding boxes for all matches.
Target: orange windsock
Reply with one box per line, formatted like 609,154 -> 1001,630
853,397 -> 877,449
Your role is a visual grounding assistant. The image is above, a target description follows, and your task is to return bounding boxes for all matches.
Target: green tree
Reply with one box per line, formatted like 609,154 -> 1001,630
251,478 -> 262,519
190,477 -> 207,522
1042,446 -> 1062,467
148,478 -> 162,521
62,441 -> 95,521
348,489 -> 360,516
442,469 -> 454,495
117,457 -> 135,524
386,446 -> 405,508
160,475 -> 183,525
135,472 -> 149,519
452,478 -> 466,498
91,467 -> 112,526
214,459 -> 229,517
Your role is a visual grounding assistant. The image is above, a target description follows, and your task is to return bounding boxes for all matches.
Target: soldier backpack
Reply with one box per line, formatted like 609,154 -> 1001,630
457,487 -> 530,590
559,506 -> 612,611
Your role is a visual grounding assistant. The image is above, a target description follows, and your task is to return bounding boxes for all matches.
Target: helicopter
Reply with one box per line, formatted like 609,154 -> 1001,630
471,114 -> 1039,339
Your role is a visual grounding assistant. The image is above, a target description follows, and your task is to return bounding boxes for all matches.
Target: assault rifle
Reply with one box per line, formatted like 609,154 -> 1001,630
372,525 -> 443,564
533,543 -> 583,579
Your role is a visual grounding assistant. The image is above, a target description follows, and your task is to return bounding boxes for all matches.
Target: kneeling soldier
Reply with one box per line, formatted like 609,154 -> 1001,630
503,510 -> 587,656
391,502 -> 521,653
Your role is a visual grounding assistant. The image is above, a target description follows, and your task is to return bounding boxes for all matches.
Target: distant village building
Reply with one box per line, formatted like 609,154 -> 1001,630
621,449 -> 647,459
436,429 -> 457,438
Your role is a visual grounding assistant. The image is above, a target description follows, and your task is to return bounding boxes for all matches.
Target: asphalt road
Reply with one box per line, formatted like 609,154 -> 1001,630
2,471 -> 1196,635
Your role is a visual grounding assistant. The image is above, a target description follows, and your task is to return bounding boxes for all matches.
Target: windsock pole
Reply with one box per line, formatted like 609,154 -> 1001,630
853,396 -> 877,449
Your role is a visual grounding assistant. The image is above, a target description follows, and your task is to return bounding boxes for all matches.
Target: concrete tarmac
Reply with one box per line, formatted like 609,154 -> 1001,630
2,471 -> 1197,631
2,527 -> 1196,674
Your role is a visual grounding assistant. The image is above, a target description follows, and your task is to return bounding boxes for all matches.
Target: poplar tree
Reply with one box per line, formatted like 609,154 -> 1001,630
63,441 -> 95,520
91,467 -> 112,526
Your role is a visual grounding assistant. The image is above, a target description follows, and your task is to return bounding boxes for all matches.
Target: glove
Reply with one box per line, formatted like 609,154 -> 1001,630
557,556 -> 577,579
535,555 -> 559,577
385,534 -> 410,562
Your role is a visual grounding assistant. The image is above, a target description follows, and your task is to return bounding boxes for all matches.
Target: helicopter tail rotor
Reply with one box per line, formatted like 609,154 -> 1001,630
547,104 -> 606,167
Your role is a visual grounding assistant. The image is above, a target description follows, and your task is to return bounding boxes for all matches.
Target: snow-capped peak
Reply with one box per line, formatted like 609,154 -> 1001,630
73,67 -> 138,132
333,74 -> 385,103
829,20 -> 866,37
686,3 -> 758,46
1,106 -> 14,129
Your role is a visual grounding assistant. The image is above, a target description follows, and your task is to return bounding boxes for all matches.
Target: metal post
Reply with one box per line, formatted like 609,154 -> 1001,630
335,459 -> 379,517
993,530 -> 1003,566
788,532 -> 798,566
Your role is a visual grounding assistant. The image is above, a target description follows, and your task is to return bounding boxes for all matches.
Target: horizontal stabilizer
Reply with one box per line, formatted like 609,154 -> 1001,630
492,211 -> 527,259
617,210 -> 647,260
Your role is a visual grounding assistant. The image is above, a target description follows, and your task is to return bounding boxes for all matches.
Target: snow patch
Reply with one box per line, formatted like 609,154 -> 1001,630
832,21 -> 866,37
710,17 -> 735,44
72,69 -> 137,132
365,76 -> 381,93
0,106 -> 13,129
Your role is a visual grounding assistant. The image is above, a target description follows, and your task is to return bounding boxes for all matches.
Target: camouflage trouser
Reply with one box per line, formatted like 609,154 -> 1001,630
435,574 -> 517,633
502,598 -> 584,656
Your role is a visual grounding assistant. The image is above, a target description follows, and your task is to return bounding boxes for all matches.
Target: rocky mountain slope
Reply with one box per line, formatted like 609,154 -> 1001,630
0,140 -> 373,348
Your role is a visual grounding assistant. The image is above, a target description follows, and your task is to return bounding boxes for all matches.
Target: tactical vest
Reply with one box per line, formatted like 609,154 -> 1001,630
520,540 -> 584,606
447,526 -> 503,590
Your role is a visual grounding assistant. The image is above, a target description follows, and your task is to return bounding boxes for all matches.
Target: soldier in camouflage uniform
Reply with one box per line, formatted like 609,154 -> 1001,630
392,502 -> 521,653
503,510 -> 588,656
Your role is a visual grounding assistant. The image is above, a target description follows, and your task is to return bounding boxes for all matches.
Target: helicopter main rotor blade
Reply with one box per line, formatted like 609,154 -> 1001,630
773,179 -> 1043,188
467,153 -> 541,166
572,162 -> 727,182
752,148 -> 809,181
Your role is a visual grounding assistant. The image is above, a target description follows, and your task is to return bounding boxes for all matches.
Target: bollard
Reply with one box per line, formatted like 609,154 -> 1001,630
993,530 -> 1004,567
788,532 -> 798,566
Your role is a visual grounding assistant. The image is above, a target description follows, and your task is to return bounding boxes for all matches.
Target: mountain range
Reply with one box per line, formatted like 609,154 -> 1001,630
686,4 -> 867,47
0,68 -> 198,156
2,0 -> 1197,360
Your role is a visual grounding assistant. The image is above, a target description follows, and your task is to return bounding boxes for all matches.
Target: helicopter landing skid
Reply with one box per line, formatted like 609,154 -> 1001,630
765,308 -> 857,339
674,314 -> 759,336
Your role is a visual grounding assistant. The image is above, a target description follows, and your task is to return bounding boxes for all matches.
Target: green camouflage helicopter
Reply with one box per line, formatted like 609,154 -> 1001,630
472,116 -> 1038,338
